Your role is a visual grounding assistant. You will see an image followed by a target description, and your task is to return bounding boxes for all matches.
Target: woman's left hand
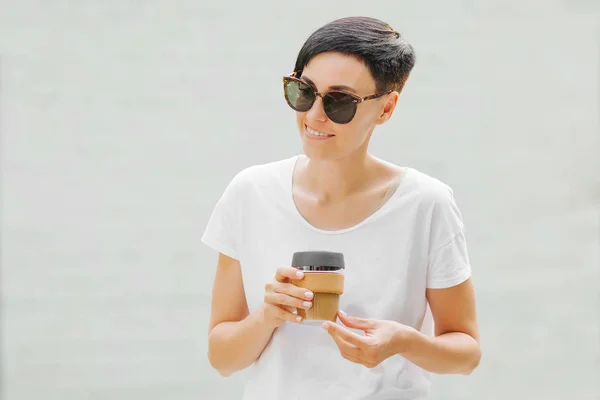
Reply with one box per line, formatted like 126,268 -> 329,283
322,310 -> 418,368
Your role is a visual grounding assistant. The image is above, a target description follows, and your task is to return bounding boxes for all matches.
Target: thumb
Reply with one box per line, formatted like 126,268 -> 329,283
338,310 -> 375,330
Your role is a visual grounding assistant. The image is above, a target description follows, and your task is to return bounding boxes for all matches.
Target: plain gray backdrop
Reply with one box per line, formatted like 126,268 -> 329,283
1,1 -> 599,399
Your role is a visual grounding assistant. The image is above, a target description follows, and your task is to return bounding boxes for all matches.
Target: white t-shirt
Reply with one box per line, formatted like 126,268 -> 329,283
202,155 -> 472,400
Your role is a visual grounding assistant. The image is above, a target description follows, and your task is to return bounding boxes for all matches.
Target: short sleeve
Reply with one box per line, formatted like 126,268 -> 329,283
426,185 -> 472,289
201,171 -> 248,260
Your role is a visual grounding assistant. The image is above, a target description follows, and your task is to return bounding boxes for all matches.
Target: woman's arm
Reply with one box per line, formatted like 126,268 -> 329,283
323,278 -> 481,375
401,277 -> 481,375
207,253 -> 277,377
207,253 -> 314,376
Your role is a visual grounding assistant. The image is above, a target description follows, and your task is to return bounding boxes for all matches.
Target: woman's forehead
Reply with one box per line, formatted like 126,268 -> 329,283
301,53 -> 376,93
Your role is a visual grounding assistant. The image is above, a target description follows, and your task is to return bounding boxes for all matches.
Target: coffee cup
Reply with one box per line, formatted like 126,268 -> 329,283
290,251 -> 345,324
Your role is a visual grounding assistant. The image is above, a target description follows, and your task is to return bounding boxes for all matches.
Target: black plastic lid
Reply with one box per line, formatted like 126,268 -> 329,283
291,251 -> 345,269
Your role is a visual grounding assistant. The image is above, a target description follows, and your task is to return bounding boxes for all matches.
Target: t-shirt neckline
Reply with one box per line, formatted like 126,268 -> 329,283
286,154 -> 412,235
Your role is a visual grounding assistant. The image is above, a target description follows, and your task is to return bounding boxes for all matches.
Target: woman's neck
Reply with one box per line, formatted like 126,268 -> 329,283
294,152 -> 379,204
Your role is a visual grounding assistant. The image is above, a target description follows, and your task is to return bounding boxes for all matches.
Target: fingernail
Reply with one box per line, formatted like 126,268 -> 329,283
295,271 -> 304,278
303,301 -> 312,308
305,291 -> 313,299
339,310 -> 347,316
296,316 -> 302,322
321,322 -> 329,330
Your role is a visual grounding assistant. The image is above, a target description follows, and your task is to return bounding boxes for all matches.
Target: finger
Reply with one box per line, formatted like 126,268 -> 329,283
265,291 -> 312,310
274,282 -> 314,302
275,267 -> 304,283
342,353 -> 364,365
276,305 -> 304,323
335,344 -> 377,369
327,327 -> 375,366
329,330 -> 362,360
278,304 -> 298,317
339,350 -> 377,368
265,281 -> 313,303
281,305 -> 297,314
338,310 -> 376,331
264,303 -> 303,324
323,321 -> 368,348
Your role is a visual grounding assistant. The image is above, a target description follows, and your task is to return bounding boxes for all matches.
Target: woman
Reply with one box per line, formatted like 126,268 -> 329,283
202,16 -> 481,400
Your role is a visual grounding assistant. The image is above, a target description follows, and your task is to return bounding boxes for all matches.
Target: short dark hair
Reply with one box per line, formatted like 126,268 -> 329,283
293,16 -> 416,92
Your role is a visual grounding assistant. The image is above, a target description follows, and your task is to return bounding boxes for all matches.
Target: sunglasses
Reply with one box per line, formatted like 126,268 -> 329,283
282,72 -> 393,124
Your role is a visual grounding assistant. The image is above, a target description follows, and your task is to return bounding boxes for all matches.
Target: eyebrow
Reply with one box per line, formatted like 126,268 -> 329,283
301,75 -> 358,94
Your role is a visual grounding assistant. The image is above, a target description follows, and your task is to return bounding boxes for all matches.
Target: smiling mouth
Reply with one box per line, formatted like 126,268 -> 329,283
305,125 -> 335,138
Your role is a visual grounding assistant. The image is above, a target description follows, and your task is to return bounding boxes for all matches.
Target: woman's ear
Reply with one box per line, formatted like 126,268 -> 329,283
375,91 -> 400,125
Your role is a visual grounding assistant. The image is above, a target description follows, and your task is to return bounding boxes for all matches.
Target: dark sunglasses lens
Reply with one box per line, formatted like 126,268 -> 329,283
323,92 -> 357,124
284,80 -> 315,112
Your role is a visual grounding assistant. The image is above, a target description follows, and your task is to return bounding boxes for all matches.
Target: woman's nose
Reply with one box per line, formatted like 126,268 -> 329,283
305,95 -> 328,122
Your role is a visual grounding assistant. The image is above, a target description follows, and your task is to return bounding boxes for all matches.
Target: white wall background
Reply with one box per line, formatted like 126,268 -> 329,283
1,1 -> 599,399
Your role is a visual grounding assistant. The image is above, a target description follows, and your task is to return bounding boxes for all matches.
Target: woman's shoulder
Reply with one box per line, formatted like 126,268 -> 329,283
224,155 -> 298,193
403,167 -> 459,208
375,157 -> 453,198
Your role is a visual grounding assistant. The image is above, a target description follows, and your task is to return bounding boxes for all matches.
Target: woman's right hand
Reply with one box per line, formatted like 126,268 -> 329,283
261,267 -> 314,328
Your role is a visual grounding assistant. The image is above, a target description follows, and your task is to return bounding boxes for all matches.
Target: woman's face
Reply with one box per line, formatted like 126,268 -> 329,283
295,52 -> 397,161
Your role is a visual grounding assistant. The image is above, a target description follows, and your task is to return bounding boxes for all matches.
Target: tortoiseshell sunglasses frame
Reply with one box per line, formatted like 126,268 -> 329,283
282,72 -> 393,124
